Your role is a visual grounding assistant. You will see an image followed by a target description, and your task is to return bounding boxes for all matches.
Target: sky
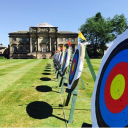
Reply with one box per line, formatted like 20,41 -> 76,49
0,0 -> 128,47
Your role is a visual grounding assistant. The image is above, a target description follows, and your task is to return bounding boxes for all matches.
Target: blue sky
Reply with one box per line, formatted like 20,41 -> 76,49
0,0 -> 128,47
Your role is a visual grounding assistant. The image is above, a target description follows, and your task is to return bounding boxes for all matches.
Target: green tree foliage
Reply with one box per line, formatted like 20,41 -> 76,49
80,12 -> 128,58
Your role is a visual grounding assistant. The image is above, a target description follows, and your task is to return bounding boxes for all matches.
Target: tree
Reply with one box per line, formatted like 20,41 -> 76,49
79,12 -> 128,58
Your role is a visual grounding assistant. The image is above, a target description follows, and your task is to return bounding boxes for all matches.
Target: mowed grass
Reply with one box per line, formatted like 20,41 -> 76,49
0,59 -> 101,127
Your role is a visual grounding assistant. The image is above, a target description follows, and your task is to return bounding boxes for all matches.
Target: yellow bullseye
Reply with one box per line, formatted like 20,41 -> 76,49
72,63 -> 75,71
110,74 -> 125,100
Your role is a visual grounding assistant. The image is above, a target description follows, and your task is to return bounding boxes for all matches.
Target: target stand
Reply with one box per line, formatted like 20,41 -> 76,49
85,48 -> 96,82
56,50 -> 64,82
61,43 -> 85,124
53,51 -> 61,74
65,81 -> 80,124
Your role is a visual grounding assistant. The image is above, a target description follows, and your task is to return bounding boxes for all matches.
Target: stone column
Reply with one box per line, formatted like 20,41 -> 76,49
54,41 -> 56,51
17,44 -> 19,52
10,45 -> 13,53
49,36 -> 51,51
37,35 -> 39,52
30,35 -> 32,53
56,37 -> 58,50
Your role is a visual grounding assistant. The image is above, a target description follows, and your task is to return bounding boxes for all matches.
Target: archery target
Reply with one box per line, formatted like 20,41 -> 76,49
54,52 -> 60,67
56,51 -> 61,66
91,29 -> 128,127
58,49 -> 65,66
68,43 -> 85,90
61,47 -> 71,75
54,53 -> 58,63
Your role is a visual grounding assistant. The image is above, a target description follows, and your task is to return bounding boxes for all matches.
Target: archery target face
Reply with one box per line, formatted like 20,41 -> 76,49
53,53 -> 58,65
62,50 -> 67,72
61,48 -> 71,74
91,29 -> 128,127
59,51 -> 62,64
68,43 -> 85,90
57,51 -> 61,65
69,49 -> 79,84
59,50 -> 65,66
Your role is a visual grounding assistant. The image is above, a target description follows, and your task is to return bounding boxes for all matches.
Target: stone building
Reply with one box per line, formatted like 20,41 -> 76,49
0,44 -> 9,58
8,23 -> 78,59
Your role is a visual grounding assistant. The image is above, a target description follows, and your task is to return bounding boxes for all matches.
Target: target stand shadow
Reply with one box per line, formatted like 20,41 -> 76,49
42,73 -> 51,75
26,101 -> 66,122
36,85 -> 59,93
40,77 -> 51,81
44,69 -> 51,72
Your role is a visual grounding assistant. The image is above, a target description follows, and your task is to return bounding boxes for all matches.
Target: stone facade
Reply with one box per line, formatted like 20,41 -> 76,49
8,23 -> 78,59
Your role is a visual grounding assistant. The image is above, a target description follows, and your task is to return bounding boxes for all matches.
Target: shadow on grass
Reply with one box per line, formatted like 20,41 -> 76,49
44,70 -> 51,72
26,101 -> 66,122
54,107 -> 91,111
42,73 -> 51,75
45,67 -> 51,70
40,77 -> 51,81
47,64 -> 51,66
64,83 -> 67,86
46,63 -> 51,67
36,85 -> 52,92
81,122 -> 92,127
36,85 -> 59,93
46,66 -> 51,68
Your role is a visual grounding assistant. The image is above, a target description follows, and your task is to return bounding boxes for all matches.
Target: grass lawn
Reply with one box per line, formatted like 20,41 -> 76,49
0,59 -> 101,127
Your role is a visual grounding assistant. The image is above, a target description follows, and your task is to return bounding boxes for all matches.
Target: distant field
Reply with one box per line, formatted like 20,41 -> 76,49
0,59 -> 101,127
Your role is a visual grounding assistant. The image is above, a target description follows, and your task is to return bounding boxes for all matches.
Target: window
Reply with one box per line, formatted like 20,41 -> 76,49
71,38 -> 75,41
59,38 -> 63,42
26,38 -> 29,41
19,46 -> 23,53
19,38 -> 23,41
65,38 -> 69,42
12,38 -> 16,41
26,46 -> 30,53
42,46 -> 46,52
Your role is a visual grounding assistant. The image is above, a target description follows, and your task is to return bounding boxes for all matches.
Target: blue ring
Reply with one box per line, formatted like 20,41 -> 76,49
69,49 -> 79,85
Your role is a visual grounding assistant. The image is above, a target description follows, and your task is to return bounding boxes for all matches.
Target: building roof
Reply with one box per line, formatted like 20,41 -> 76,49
36,22 -> 54,27
58,31 -> 78,34
9,31 -> 29,34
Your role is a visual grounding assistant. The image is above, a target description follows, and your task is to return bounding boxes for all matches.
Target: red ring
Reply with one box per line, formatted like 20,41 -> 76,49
104,62 -> 128,113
